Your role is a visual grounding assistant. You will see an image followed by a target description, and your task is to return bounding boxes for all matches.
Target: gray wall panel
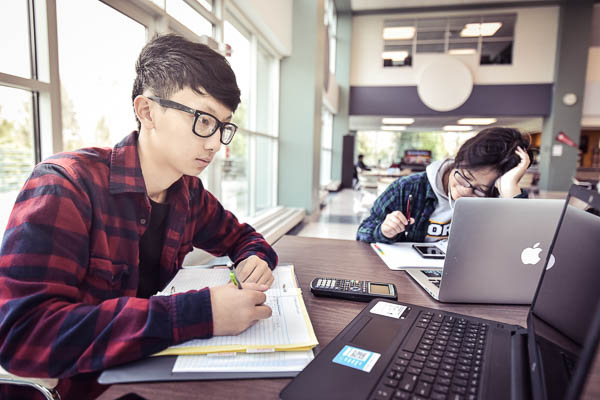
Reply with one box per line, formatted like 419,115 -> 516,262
349,84 -> 553,116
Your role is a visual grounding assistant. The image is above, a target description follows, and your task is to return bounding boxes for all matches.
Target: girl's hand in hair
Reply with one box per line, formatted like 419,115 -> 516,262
496,146 -> 530,198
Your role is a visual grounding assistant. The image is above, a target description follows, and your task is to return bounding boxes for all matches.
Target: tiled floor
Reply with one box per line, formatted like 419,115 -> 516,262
291,189 -> 376,240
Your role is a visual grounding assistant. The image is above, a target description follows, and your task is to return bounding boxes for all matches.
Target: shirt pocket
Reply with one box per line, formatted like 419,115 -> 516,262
87,257 -> 131,292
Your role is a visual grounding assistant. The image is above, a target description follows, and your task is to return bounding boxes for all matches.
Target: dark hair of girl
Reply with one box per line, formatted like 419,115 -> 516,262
453,127 -> 533,175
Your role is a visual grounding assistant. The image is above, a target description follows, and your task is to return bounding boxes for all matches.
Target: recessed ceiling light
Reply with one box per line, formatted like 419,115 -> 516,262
381,125 -> 407,131
383,26 -> 416,40
382,51 -> 409,61
457,118 -> 497,125
448,48 -> 477,55
382,118 -> 415,125
460,22 -> 502,37
443,125 -> 473,131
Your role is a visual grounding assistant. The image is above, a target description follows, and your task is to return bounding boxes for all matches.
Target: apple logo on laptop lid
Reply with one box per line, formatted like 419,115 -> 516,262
521,243 -> 556,270
521,243 -> 543,265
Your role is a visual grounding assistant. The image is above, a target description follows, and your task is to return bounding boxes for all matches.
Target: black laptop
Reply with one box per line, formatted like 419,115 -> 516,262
281,185 -> 600,400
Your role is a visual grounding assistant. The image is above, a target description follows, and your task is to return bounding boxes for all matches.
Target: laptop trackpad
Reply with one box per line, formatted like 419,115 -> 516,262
351,317 -> 398,354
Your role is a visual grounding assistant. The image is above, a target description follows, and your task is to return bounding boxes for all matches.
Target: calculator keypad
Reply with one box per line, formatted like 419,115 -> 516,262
314,278 -> 367,293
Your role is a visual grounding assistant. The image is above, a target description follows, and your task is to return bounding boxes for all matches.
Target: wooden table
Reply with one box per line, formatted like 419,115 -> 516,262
98,236 -> 600,399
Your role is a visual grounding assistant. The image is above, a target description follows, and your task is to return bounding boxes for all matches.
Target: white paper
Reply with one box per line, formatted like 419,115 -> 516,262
371,242 -> 445,270
155,265 -> 317,355
370,301 -> 407,319
172,350 -> 314,373
168,294 -> 310,350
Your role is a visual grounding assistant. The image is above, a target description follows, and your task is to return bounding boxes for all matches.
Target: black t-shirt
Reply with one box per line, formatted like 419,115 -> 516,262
137,199 -> 170,298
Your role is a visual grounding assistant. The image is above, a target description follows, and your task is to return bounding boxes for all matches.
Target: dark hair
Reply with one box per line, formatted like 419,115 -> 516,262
132,34 -> 241,130
358,154 -> 364,159
453,127 -> 533,175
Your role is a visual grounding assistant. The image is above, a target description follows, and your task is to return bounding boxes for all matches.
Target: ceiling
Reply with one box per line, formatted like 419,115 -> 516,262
348,115 -> 544,133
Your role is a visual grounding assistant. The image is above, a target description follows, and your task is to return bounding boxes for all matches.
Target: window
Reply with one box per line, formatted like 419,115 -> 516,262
218,15 -> 279,218
382,13 -> 516,67
0,86 -> 35,243
56,0 -> 146,150
222,132 -> 250,215
256,44 -> 275,135
221,18 -> 252,216
0,0 -> 281,239
320,109 -> 333,186
255,136 -> 276,213
325,0 -> 337,74
0,1 -> 31,79
255,44 -> 278,213
224,19 -> 251,130
356,130 -> 476,168
166,0 -> 213,37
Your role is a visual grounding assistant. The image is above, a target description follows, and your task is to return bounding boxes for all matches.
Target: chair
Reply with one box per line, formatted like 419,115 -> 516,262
0,365 -> 61,400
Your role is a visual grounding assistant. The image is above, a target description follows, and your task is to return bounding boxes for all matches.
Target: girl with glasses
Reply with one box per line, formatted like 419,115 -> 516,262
357,127 -> 533,244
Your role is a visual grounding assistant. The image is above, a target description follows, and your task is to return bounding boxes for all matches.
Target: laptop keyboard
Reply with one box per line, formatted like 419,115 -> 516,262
370,311 -> 489,400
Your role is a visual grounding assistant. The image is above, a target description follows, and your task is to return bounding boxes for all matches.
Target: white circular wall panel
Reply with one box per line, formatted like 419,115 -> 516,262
417,57 -> 473,112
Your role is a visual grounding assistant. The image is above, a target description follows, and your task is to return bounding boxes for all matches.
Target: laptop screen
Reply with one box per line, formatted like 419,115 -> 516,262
527,186 -> 600,399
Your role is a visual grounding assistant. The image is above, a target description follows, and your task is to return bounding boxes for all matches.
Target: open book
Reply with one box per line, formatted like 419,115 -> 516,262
154,264 -> 318,356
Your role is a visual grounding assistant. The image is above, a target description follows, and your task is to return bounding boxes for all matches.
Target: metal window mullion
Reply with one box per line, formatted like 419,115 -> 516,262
412,19 -> 417,58
249,37 -> 258,132
444,18 -> 449,53
27,0 -> 43,163
100,0 -> 156,27
213,0 -> 224,42
272,137 -> 278,207
270,56 -> 280,208
182,0 -> 218,25
248,32 -> 258,216
249,133 -> 256,216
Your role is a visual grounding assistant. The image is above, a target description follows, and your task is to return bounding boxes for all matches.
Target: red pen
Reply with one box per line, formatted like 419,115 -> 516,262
405,194 -> 413,237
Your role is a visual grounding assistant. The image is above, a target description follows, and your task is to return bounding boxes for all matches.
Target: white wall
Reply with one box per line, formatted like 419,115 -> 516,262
350,6 -> 559,86
232,0 -> 293,56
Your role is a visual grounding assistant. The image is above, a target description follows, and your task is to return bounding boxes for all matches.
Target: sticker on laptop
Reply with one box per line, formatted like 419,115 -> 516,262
332,345 -> 381,373
370,301 -> 406,319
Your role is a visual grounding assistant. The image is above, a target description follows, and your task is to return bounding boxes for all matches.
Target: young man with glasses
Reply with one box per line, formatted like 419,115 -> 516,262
357,127 -> 532,243
0,34 -> 276,399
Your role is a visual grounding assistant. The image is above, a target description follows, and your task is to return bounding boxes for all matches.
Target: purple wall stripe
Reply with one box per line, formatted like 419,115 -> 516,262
349,84 -> 553,116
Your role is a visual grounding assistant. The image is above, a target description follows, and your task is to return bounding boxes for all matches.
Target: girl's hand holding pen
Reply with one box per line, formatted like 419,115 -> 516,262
381,211 -> 415,239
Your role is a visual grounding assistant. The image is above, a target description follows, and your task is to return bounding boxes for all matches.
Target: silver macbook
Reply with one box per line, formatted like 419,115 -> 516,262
406,197 -> 564,304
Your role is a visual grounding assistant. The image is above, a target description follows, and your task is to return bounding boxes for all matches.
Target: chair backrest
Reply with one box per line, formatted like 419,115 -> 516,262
0,365 -> 60,400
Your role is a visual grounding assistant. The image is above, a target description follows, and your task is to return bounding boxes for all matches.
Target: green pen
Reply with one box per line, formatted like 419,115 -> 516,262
228,262 -> 243,289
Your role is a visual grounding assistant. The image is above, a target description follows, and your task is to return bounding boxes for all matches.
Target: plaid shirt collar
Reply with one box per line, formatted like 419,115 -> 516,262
108,131 -> 147,195
108,131 -> 190,207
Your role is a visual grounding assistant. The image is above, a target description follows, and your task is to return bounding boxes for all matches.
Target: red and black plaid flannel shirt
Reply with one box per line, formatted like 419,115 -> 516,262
0,132 -> 277,399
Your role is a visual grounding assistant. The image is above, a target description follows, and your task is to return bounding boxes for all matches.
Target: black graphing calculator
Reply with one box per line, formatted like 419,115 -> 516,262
309,277 -> 397,302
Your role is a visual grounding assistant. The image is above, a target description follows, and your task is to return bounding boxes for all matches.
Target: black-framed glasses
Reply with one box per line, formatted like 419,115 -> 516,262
453,169 -> 491,197
147,96 -> 238,145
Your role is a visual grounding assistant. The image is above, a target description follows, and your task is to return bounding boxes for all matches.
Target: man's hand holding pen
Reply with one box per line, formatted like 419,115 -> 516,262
235,255 -> 275,286
211,282 -> 272,335
209,255 -> 275,336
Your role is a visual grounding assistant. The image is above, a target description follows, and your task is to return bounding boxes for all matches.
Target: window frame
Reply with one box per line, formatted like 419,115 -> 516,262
0,0 -> 282,221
